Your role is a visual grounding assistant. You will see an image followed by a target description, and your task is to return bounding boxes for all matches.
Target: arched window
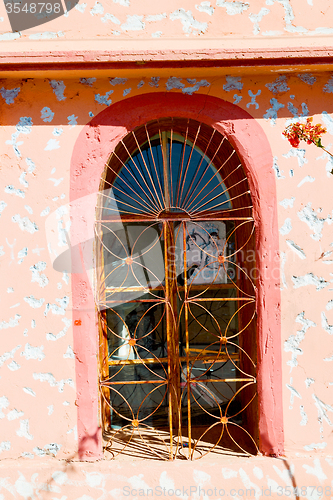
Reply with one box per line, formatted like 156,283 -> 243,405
95,118 -> 258,460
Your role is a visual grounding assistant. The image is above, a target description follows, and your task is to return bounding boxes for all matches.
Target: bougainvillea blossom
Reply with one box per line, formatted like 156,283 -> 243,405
283,117 -> 326,149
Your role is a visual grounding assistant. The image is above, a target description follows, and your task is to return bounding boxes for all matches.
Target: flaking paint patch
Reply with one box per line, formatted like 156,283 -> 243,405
63,345 -> 74,358
7,409 -> 24,421
121,15 -> 145,31
298,73 -> 317,85
0,32 -> 21,40
23,387 -> 36,397
312,394 -> 333,436
67,114 -> 78,127
284,312 -> 316,370
0,86 -> 20,104
326,300 -> 333,311
24,296 -> 45,308
222,468 -> 238,479
4,185 -> 25,198
95,90 -> 113,105
0,396 -> 9,418
264,98 -> 284,126
321,111 -> 333,135
41,107 -> 54,122
166,77 -> 184,91
182,79 -> 210,95
21,343 -> 45,361
303,458 -> 327,482
148,77 -> 159,88
44,297 -> 69,316
49,80 -> 66,101
280,196 -> 295,208
321,312 -> 333,335
272,156 -> 285,179
286,378 -> 302,408
272,463 -> 294,486
297,203 -> 332,241
170,9 -> 207,34
33,443 -> 61,456
305,377 -> 315,388
195,2 -> 214,16
7,361 -> 20,371
32,372 -> 74,392
216,0 -> 249,15
30,262 -> 48,288
247,89 -> 261,108
286,239 -> 306,259
304,442 -> 327,451
266,75 -> 290,94
279,218 -> 292,235
300,405 -> 308,426
0,441 -> 11,453
146,13 -> 167,22
249,8 -> 269,34
47,317 -> 71,341
283,147 -> 307,167
238,468 -> 261,500
159,471 -> 176,493
80,78 -> 96,86
298,175 -> 315,187
280,251 -> 287,288
287,101 -> 309,119
0,314 -> 21,329
223,76 -> 243,92
29,31 -> 64,39
323,76 -> 333,93
16,419 -> 34,440
45,139 -> 60,151
12,214 -> 39,234
0,345 -> 21,367
0,200 -> 7,216
292,273 -> 329,290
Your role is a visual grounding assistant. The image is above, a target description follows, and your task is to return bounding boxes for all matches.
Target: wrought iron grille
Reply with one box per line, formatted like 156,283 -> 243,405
95,118 -> 258,460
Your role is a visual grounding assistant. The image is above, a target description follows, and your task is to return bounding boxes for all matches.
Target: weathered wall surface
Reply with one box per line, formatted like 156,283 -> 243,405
1,73 -> 333,467
1,0 -> 333,486
2,455 -> 333,498
1,0 -> 333,42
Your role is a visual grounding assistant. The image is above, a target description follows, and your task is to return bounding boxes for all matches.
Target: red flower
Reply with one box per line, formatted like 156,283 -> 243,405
283,117 -> 326,149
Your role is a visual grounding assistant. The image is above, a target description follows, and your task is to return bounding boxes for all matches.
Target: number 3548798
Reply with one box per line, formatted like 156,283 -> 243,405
5,3 -> 61,13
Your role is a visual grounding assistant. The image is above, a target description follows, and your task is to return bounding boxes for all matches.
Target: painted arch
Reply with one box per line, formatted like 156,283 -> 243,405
70,92 -> 283,459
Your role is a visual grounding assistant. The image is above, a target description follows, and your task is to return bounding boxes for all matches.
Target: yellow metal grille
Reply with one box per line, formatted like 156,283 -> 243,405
96,118 -> 258,460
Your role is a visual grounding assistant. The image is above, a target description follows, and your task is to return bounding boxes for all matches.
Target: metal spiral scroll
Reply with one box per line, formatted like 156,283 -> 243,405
95,118 -> 258,460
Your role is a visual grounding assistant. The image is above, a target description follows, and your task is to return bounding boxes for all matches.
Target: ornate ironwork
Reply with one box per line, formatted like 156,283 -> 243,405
96,118 -> 258,460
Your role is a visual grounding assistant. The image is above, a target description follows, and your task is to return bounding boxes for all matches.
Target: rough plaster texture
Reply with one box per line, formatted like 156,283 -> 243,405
1,0 -> 333,42
1,73 -> 333,462
1,0 -> 333,493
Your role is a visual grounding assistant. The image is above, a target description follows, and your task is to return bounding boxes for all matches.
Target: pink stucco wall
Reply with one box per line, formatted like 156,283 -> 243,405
2,70 -> 333,491
1,0 -> 333,43
1,0 -> 333,496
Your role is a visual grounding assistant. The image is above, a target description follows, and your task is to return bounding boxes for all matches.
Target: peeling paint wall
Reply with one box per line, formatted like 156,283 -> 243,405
1,0 -> 333,492
1,0 -> 333,41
